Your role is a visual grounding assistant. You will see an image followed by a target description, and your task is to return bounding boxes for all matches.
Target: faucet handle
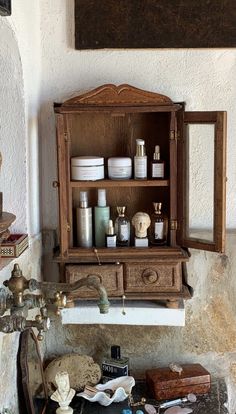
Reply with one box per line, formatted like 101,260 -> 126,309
34,314 -> 51,341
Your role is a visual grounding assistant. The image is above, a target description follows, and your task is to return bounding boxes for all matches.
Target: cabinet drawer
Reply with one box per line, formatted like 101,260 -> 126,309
124,262 -> 181,293
66,264 -> 124,298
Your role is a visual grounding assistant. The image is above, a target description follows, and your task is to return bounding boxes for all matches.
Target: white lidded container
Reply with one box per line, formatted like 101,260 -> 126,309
108,157 -> 132,180
71,156 -> 104,181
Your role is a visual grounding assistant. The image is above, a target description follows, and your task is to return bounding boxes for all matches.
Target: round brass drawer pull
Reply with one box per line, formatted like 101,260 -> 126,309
142,268 -> 158,284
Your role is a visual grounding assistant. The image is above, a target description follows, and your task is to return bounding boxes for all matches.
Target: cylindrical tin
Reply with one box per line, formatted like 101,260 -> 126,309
108,157 -> 132,180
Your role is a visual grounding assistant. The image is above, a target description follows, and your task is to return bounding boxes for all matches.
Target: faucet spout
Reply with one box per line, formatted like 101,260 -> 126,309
64,275 -> 110,314
36,275 -> 110,314
0,264 -> 110,341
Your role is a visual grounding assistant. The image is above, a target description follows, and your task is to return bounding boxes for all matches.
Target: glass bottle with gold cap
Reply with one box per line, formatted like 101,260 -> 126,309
115,206 -> 130,247
150,202 -> 168,245
151,145 -> 165,178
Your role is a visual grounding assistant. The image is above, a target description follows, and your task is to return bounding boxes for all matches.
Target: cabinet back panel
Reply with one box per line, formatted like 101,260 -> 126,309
68,112 -> 170,173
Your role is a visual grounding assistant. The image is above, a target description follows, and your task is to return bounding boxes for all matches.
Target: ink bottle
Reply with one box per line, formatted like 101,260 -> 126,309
102,345 -> 129,381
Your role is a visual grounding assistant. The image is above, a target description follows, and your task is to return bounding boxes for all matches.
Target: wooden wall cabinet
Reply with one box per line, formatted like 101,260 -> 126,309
54,84 -> 227,307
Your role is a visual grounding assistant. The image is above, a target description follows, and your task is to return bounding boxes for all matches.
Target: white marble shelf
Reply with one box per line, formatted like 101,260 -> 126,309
61,300 -> 185,326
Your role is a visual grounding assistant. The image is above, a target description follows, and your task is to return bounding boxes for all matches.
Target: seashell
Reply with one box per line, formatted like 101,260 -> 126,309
77,375 -> 135,406
164,406 -> 193,414
144,403 -> 157,414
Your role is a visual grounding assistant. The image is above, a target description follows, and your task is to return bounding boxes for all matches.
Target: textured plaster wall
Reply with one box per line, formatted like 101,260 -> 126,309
0,1 -> 42,412
0,0 -> 236,412
39,0 -> 236,230
0,20 -> 26,233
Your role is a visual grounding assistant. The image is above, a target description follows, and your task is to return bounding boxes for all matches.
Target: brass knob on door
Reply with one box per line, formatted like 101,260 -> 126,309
142,268 -> 158,284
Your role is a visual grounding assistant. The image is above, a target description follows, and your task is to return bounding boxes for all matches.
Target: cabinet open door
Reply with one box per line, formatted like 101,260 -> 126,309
177,111 -> 227,253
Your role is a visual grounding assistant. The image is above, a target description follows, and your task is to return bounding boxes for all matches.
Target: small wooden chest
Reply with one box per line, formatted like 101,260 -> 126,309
0,234 -> 28,257
146,364 -> 211,400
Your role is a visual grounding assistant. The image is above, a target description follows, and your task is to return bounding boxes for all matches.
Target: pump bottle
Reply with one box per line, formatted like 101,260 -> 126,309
94,189 -> 110,247
134,139 -> 147,179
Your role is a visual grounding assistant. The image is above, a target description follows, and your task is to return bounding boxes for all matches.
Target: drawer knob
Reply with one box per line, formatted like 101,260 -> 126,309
142,268 -> 158,284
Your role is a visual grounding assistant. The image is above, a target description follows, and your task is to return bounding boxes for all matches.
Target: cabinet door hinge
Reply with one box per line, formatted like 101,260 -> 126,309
170,130 -> 178,140
66,222 -> 71,232
170,219 -> 178,231
64,132 -> 68,142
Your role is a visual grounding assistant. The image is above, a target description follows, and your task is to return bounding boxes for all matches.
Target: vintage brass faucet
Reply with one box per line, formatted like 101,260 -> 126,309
0,263 -> 110,340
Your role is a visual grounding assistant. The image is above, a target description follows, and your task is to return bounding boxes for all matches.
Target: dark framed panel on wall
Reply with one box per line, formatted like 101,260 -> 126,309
75,0 -> 236,49
0,0 -> 11,16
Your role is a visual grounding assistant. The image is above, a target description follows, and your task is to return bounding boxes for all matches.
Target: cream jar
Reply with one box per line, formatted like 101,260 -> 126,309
71,156 -> 104,181
108,157 -> 132,180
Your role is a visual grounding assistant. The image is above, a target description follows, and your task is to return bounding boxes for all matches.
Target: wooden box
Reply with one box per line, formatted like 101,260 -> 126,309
146,364 -> 211,400
0,234 -> 28,257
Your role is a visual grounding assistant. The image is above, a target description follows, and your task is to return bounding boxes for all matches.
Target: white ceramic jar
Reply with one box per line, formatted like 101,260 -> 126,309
108,157 -> 132,180
71,156 -> 104,181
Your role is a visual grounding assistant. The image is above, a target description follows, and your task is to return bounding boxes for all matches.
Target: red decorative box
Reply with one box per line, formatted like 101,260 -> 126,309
146,364 -> 211,400
0,234 -> 28,257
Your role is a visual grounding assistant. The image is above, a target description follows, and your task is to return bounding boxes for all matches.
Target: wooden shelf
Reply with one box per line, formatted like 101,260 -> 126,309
54,246 -> 189,263
70,179 -> 169,188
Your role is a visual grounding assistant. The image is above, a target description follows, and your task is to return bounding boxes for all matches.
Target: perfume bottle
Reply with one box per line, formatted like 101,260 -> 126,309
115,207 -> 130,247
76,191 -> 93,247
134,139 -> 147,179
102,345 -> 129,381
105,219 -> 116,248
151,145 -> 165,178
94,189 -> 110,247
150,202 -> 168,245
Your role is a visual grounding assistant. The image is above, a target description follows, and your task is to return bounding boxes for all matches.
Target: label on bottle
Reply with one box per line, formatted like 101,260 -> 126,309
134,156 -> 147,179
152,163 -> 164,178
106,235 -> 117,247
155,222 -> 164,239
102,362 -> 128,378
119,224 -> 129,241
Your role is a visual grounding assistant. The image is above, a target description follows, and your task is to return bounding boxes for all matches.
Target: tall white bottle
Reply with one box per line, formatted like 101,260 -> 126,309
94,189 -> 110,247
134,139 -> 147,179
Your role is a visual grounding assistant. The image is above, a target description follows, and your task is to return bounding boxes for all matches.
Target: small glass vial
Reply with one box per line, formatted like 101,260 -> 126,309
105,219 -> 116,248
115,207 -> 130,247
151,145 -> 165,179
150,202 -> 168,245
134,139 -> 147,180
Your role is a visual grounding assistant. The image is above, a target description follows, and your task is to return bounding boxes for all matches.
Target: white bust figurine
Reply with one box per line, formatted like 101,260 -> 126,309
132,212 -> 151,238
51,371 -> 75,414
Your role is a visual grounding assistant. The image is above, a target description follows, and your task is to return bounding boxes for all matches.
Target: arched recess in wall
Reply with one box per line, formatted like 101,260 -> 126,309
0,19 -> 27,233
